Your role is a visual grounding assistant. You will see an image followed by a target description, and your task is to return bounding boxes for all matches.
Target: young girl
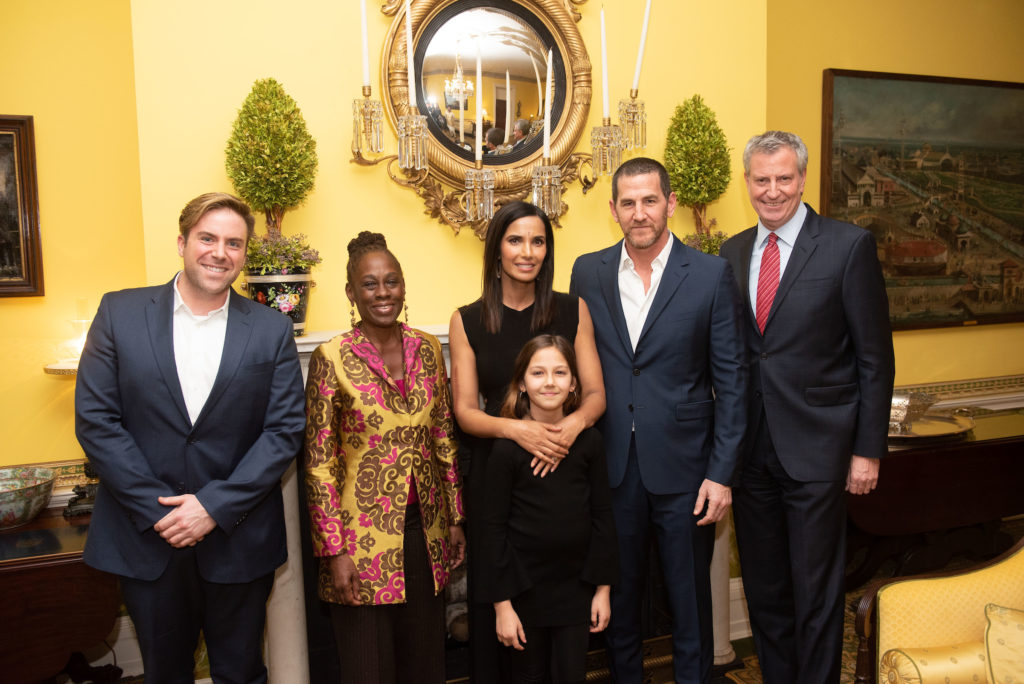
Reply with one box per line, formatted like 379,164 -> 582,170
480,334 -> 619,684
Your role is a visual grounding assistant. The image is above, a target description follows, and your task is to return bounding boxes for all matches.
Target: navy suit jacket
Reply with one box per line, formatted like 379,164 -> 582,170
719,205 -> 895,481
75,279 -> 306,582
570,236 -> 748,494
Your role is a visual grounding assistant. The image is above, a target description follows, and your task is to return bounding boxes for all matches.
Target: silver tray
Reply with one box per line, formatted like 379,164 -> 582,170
888,414 -> 975,440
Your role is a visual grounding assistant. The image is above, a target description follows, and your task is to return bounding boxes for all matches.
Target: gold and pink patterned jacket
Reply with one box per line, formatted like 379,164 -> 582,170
303,325 -> 464,605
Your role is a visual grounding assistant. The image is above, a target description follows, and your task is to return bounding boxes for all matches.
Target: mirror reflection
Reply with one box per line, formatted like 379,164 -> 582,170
420,5 -> 558,162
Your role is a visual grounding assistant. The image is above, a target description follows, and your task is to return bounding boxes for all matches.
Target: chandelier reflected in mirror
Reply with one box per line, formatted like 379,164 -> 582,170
443,54 -> 474,108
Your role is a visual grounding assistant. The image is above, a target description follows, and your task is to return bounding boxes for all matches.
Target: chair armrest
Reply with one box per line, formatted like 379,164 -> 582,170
853,534 -> 1024,684
854,577 -> 888,684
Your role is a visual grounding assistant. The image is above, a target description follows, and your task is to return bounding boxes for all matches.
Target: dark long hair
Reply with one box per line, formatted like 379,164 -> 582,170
480,201 -> 556,334
500,335 -> 581,419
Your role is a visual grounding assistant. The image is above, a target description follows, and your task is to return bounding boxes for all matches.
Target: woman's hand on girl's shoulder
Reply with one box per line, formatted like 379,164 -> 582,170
527,412 -> 587,477
507,419 -> 567,475
494,600 -> 527,650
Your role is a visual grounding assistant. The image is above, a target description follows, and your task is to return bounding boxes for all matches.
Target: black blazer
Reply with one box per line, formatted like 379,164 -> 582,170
75,280 -> 306,582
720,205 -> 895,481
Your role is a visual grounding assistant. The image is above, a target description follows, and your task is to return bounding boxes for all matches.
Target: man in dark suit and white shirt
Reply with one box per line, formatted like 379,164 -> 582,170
570,157 -> 747,683
75,192 -> 306,684
720,131 -> 895,684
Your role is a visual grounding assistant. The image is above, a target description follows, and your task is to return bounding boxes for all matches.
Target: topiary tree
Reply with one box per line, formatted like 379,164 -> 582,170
225,78 -> 318,234
663,95 -> 731,246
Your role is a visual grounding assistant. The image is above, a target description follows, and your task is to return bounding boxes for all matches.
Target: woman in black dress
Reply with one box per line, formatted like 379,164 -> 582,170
448,201 -> 605,682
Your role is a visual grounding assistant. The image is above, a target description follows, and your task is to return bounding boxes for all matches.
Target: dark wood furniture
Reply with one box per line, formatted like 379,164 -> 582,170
848,408 -> 1024,684
0,509 -> 120,682
846,408 -> 1024,588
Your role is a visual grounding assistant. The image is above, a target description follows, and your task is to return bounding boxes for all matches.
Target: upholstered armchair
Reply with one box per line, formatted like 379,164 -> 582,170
854,535 -> 1024,683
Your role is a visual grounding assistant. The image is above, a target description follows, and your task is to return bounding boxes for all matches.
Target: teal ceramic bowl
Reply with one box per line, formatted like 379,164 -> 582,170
0,467 -> 56,529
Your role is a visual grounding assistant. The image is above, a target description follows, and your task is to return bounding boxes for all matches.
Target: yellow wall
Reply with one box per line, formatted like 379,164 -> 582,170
0,0 -> 143,467
766,0 -> 1024,384
129,0 -> 765,329
2,0 -> 1021,466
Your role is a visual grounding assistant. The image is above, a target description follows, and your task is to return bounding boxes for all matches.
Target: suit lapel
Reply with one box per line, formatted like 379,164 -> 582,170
765,204 -> 820,331
597,242 -> 634,359
638,237 -> 689,344
147,281 -> 192,426
193,290 -> 253,432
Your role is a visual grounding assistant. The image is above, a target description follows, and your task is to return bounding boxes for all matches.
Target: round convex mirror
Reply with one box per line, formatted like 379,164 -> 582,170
416,1 -> 565,165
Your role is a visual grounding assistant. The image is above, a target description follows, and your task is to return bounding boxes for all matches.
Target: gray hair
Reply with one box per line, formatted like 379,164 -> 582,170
743,131 -> 809,175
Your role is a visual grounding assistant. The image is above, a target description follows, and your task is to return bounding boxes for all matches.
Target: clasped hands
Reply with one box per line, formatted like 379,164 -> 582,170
517,412 -> 586,477
153,494 -> 216,548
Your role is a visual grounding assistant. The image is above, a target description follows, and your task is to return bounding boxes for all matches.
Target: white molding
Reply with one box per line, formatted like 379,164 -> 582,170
729,577 -> 752,641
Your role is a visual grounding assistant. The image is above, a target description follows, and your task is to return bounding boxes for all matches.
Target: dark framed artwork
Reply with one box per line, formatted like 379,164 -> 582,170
0,115 -> 43,297
821,69 -> 1024,330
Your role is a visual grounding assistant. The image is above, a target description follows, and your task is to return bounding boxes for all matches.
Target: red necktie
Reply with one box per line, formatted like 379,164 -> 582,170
756,233 -> 779,334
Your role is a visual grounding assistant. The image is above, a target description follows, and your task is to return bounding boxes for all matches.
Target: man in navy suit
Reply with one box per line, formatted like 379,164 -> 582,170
75,192 -> 306,684
570,157 -> 747,683
720,131 -> 894,684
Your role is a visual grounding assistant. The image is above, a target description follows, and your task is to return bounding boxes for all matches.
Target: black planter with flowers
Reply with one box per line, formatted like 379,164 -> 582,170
244,268 -> 314,337
243,232 -> 321,337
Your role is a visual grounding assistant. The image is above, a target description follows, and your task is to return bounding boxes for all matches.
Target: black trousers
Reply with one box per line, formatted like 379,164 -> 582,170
119,548 -> 274,684
329,510 -> 446,684
732,410 -> 847,684
500,622 -> 590,684
605,437 -> 715,684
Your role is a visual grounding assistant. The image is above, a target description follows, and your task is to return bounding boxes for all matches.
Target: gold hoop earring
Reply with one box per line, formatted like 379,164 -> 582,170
350,306 -> 357,329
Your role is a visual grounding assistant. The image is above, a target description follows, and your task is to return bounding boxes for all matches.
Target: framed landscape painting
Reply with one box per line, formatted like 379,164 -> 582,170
0,115 -> 43,297
821,69 -> 1024,330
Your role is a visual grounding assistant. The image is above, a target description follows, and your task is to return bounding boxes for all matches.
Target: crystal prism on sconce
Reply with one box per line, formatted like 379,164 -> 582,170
464,165 -> 495,222
353,86 -> 384,155
532,162 -> 562,219
619,90 -> 646,151
397,113 -> 429,171
591,119 -> 625,176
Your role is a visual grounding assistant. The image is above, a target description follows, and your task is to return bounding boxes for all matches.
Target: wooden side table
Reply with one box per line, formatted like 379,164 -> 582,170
0,509 -> 120,682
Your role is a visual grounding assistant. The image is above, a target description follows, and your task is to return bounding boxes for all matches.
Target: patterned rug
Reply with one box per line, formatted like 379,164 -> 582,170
722,590 -> 861,684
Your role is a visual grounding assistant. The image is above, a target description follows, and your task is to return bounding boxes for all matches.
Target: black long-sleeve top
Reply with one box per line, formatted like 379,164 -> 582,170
479,428 -> 619,627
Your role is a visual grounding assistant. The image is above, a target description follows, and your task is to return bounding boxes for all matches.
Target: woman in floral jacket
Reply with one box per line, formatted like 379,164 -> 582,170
304,231 -> 465,684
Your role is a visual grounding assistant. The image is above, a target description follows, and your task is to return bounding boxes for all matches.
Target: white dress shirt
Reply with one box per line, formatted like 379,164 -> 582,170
618,235 -> 674,352
173,273 -> 229,425
748,202 -> 807,316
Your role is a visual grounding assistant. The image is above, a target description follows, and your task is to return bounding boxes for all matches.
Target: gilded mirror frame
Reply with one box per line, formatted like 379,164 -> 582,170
377,0 -> 592,235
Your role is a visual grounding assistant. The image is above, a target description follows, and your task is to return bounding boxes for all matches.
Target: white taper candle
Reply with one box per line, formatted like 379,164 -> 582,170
360,0 -> 370,87
632,0 -> 652,92
601,7 -> 610,119
405,0 -> 415,107
543,49 -> 552,158
476,44 -> 483,161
